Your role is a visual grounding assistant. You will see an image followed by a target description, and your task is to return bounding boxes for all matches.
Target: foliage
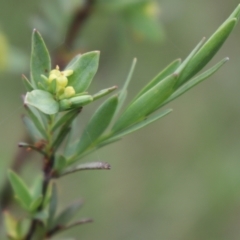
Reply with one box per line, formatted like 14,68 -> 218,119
2,3 -> 240,240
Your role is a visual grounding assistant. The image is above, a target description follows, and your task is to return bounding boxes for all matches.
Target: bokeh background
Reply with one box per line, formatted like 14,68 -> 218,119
1,0 -> 240,239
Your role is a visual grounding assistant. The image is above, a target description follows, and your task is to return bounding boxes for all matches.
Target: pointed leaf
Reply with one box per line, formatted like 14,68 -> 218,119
31,29 -> 51,88
47,183 -> 58,229
52,109 -> 81,132
134,58 -> 181,100
22,115 -> 43,141
25,90 -> 59,115
66,51 -> 100,93
30,195 -> 43,212
24,104 -> 48,139
22,74 -> 34,91
53,201 -> 83,227
106,109 -> 172,142
163,57 -> 229,106
176,18 -> 237,87
114,58 -> 137,118
54,155 -> 67,174
8,170 -> 32,209
77,95 -> 118,155
112,74 -> 177,132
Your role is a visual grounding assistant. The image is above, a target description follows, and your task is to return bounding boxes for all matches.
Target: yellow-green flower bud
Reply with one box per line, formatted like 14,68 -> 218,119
64,86 -> 76,98
59,95 -> 93,111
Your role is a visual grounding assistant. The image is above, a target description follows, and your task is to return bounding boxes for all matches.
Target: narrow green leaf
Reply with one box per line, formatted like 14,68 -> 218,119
163,57 -> 229,106
114,58 -> 137,118
25,90 -> 59,115
61,162 -> 111,177
30,195 -> 43,212
106,109 -> 172,142
52,126 -> 71,150
77,95 -> 118,155
22,116 -> 43,141
30,29 -> 51,88
112,74 -> 177,133
47,183 -> 58,229
176,18 -> 237,87
66,51 -> 100,93
223,4 -> 240,24
134,58 -> 181,100
92,86 -> 118,101
31,175 -> 43,200
24,104 -> 48,139
22,74 -> 34,91
52,109 -> 81,132
54,155 -> 67,174
4,211 -> 19,239
8,170 -> 32,209
53,201 -> 83,227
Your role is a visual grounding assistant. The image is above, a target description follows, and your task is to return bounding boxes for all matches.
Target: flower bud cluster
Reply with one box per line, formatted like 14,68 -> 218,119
42,65 -> 75,100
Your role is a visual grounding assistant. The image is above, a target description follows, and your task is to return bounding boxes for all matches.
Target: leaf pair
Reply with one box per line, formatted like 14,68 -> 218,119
8,171 -> 43,213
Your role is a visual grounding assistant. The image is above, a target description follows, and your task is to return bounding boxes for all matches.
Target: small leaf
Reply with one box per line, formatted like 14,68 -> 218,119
92,86 -> 118,101
47,183 -> 58,229
61,162 -> 111,177
25,90 -> 59,115
112,74 -> 177,132
8,170 -> 32,210
66,51 -> 100,93
134,58 -> 181,100
53,200 -> 83,227
31,175 -> 43,200
114,58 -> 137,118
76,95 -> 118,155
30,195 -> 43,212
24,104 -> 48,139
52,109 -> 81,132
54,155 -> 67,174
105,109 -> 172,142
22,74 -> 34,91
176,18 -> 237,87
22,115 -> 43,141
31,29 -> 51,88
163,57 -> 229,106
4,211 -> 18,239
52,126 -> 71,150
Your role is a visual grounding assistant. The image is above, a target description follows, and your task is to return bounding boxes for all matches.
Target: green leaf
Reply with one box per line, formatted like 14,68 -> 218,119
30,195 -> 43,212
134,58 -> 181,100
76,95 -> 118,155
4,211 -> 19,239
105,109 -> 172,142
8,170 -> 32,210
30,29 -> 51,88
66,51 -> 100,93
92,86 -> 118,101
47,183 -> 58,229
163,57 -> 229,106
112,74 -> 177,133
22,116 -> 43,141
176,18 -> 237,87
114,58 -> 137,118
31,175 -> 43,201
52,126 -> 71,150
24,105 -> 48,139
22,74 -> 34,91
54,155 -> 67,174
25,90 -> 59,115
53,201 -> 83,227
52,109 -> 81,132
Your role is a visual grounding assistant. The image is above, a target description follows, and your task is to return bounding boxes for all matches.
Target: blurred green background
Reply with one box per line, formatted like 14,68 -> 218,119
1,0 -> 240,239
